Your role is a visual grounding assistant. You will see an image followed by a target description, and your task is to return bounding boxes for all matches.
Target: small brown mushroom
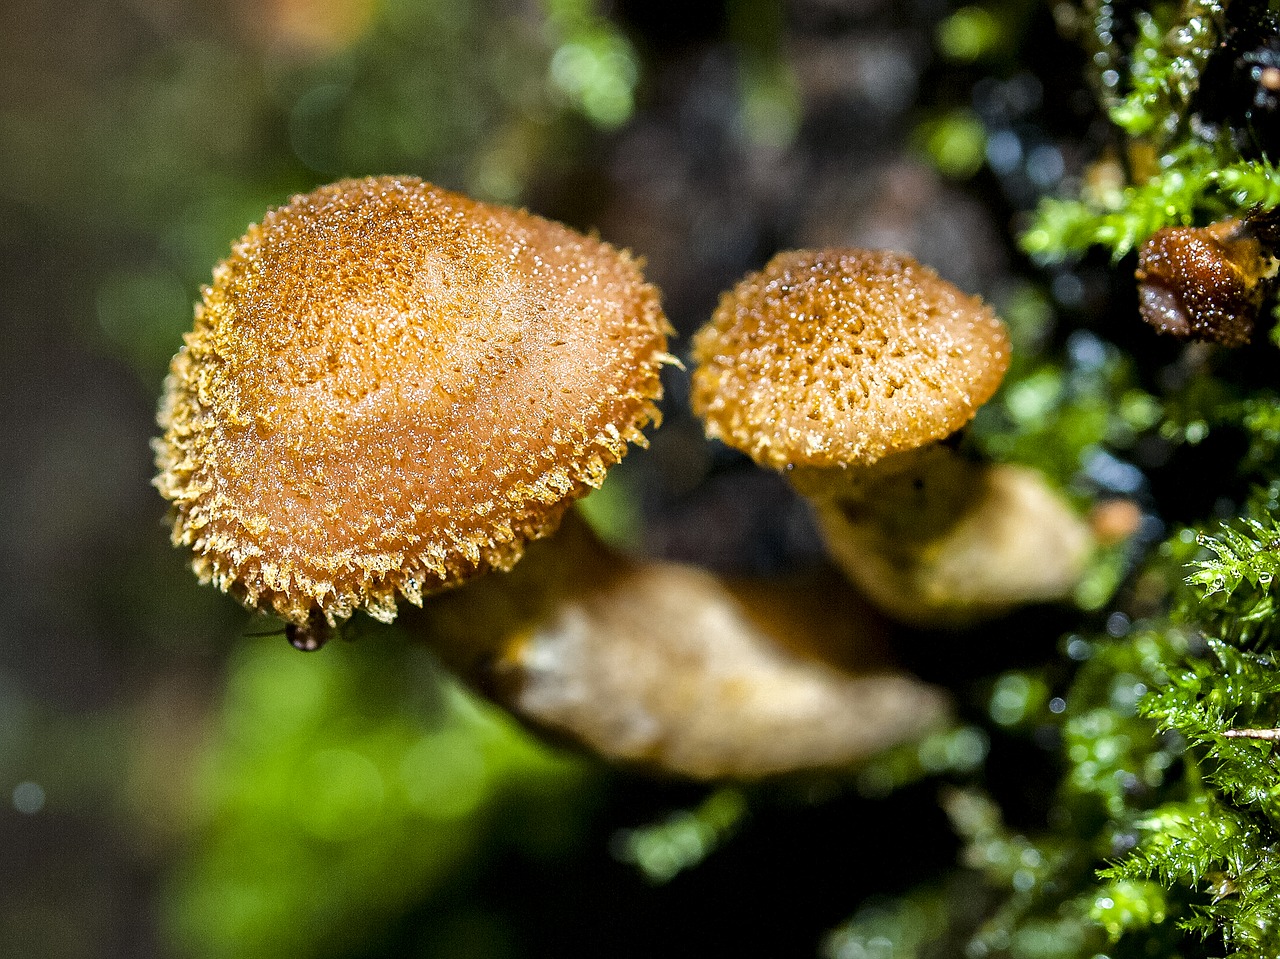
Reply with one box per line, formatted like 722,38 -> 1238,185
1135,218 -> 1277,347
154,176 -> 670,635
409,511 -> 950,779
691,248 -> 1091,626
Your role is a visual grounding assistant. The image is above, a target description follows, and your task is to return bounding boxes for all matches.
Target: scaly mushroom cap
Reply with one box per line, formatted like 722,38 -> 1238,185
691,249 -> 1010,469
154,176 -> 670,627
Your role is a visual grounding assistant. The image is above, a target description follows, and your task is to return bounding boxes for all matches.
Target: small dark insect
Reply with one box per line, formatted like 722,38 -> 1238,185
284,609 -> 331,652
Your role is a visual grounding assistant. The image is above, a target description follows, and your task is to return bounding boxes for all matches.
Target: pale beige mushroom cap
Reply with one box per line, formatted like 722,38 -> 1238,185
415,516 -> 950,779
691,249 -> 1010,469
154,176 -> 670,627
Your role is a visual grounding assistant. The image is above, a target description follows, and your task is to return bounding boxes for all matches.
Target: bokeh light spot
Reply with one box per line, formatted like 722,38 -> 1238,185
13,780 -> 45,815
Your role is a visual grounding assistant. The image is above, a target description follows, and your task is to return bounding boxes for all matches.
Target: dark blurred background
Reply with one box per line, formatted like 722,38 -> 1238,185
0,0 -> 1092,956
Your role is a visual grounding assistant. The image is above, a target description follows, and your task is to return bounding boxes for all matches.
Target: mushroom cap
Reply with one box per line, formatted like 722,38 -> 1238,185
691,249 -> 1010,469
415,515 -> 950,779
154,176 -> 670,627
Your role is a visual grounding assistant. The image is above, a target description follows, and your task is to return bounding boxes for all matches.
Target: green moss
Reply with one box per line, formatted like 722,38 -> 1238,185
1019,0 -> 1278,268
167,636 -> 588,959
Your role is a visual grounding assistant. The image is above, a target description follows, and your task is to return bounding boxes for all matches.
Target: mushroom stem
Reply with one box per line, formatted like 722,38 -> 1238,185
789,442 -> 975,526
797,449 -> 1092,627
402,509 -> 950,779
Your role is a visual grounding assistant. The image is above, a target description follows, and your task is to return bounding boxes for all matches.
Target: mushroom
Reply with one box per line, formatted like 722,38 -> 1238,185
1135,217 -> 1278,347
690,248 -> 1092,627
154,175 -> 670,644
408,511 -> 950,779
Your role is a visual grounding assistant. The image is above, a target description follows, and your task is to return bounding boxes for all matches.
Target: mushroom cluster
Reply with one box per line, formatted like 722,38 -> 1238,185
156,181 -> 1089,777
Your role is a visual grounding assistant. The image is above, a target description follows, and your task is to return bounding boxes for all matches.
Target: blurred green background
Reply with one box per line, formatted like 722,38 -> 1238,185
0,0 -> 1090,956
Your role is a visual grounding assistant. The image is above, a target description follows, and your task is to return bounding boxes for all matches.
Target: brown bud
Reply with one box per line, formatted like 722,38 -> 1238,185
1135,219 -> 1274,347
1088,497 -> 1144,546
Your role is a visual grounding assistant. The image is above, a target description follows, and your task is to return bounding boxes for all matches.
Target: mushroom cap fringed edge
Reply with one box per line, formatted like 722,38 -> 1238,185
153,176 -> 672,628
690,248 -> 1011,470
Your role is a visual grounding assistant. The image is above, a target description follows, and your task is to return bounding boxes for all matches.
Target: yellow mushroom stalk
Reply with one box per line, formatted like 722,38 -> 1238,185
154,176 -> 670,641
691,248 -> 1092,627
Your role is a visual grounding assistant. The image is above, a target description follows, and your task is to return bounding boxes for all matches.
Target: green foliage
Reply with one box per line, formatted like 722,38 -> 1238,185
970,329 -> 1157,609
1021,146 -> 1280,262
1024,145 -> 1280,259
830,209 -> 1280,959
1191,516 -> 1280,614
976,332 -> 1158,488
167,634 -> 587,959
854,725 -> 992,799
543,0 -> 641,130
1107,2 -> 1223,144
1019,0 -> 1280,266
838,495 -> 1280,958
915,109 -> 989,179
612,788 -> 748,884
971,5 -> 1280,947
824,883 -> 957,959
1107,632 -> 1280,956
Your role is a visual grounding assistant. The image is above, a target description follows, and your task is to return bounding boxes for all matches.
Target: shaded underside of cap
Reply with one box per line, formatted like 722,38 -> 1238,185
415,517 -> 950,778
154,176 -> 670,626
503,560 -> 950,779
690,248 -> 1010,470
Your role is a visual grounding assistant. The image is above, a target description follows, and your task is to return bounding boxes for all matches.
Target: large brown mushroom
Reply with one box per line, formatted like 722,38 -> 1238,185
691,248 -> 1091,626
154,176 -> 669,640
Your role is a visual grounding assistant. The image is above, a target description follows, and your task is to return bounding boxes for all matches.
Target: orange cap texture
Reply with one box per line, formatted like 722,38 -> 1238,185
691,249 -> 1010,469
154,176 -> 669,627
